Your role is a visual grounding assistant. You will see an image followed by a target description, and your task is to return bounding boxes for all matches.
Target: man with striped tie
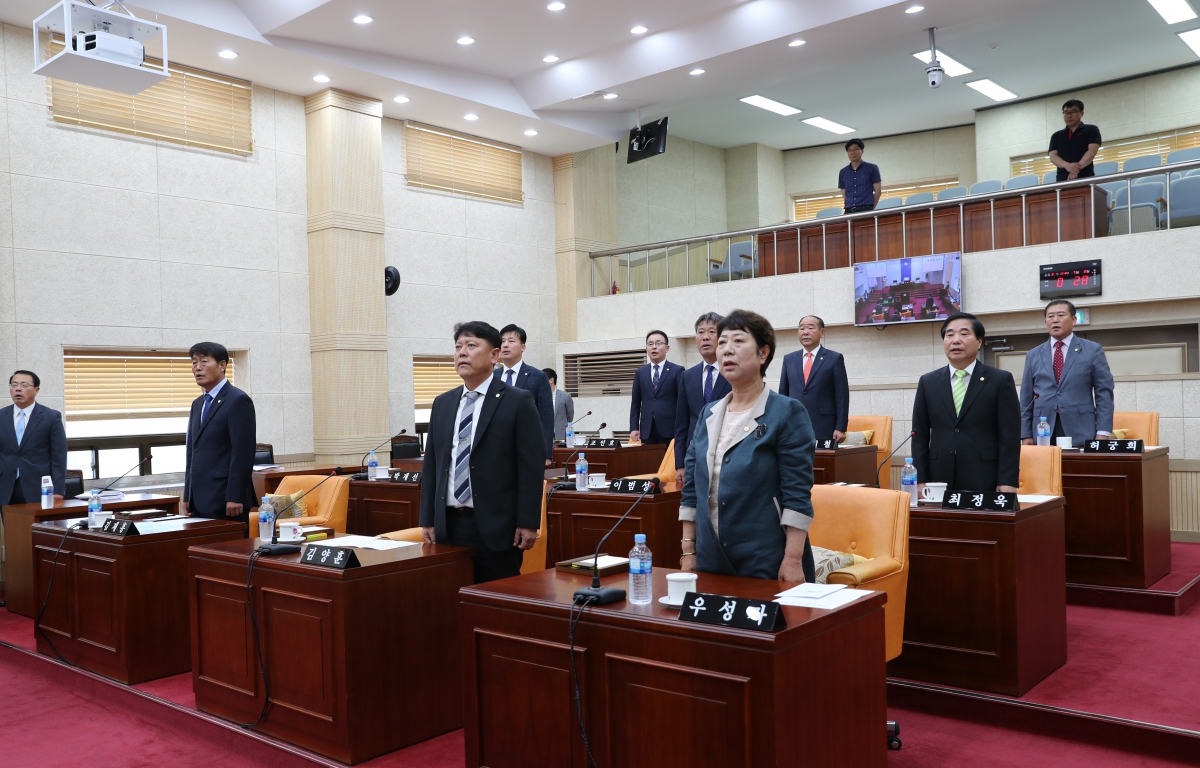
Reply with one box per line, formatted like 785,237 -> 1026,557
911,313 -> 1021,495
420,321 -> 544,583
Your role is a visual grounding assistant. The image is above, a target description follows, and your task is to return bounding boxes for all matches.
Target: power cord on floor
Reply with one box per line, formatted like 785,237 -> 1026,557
35,521 -> 88,666
241,549 -> 272,730
569,594 -> 600,768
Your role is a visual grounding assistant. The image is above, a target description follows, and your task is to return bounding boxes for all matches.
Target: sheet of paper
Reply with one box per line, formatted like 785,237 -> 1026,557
571,555 -> 628,569
329,535 -> 417,550
774,583 -> 846,599
1017,494 -> 1058,504
253,464 -> 286,471
774,588 -> 874,610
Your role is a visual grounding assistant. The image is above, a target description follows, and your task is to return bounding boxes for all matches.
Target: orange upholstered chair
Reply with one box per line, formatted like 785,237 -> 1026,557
627,440 -> 677,485
1019,445 -> 1063,496
1112,412 -> 1160,446
847,415 -> 894,489
250,475 -> 351,533
808,484 -> 910,662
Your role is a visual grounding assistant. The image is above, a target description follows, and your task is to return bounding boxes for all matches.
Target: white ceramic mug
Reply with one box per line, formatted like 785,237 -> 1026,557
278,521 -> 303,541
587,473 -> 607,488
1056,437 -> 1073,449
920,482 -> 948,502
666,572 -> 698,604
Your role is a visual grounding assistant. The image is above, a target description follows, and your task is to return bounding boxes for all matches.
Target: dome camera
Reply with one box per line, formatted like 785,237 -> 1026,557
927,62 -> 943,89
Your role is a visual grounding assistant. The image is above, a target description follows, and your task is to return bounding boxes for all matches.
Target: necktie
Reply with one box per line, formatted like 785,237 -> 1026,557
952,369 -> 969,417
201,393 -> 213,423
505,369 -> 514,386
1053,340 -> 1065,384
15,410 -> 26,446
803,352 -> 814,384
703,365 -> 715,403
652,365 -> 660,392
453,391 -> 482,505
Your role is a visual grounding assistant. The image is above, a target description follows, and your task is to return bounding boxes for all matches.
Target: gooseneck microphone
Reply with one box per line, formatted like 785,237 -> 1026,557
559,422 -> 606,483
876,431 -> 917,489
573,486 -> 652,605
359,433 -> 403,474
569,410 -> 593,427
96,455 -> 153,494
257,468 -> 344,555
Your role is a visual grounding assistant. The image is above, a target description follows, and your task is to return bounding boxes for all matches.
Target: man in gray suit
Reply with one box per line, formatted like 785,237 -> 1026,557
543,369 -> 574,441
1020,300 -> 1114,447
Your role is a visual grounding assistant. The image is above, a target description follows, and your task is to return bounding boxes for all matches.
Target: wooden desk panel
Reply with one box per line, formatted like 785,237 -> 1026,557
347,480 -> 422,536
32,516 -> 243,683
461,568 -> 888,768
5,494 -> 179,618
551,444 -> 667,480
1061,449 -> 1171,588
547,486 -> 683,567
813,445 -> 879,486
888,499 -> 1067,695
189,537 -> 474,764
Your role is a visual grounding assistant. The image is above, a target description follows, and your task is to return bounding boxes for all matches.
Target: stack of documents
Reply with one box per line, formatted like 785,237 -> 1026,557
773,583 -> 874,609
74,490 -> 125,501
253,464 -> 286,471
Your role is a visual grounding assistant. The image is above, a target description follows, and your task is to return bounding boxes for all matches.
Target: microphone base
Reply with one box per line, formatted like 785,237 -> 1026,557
574,586 -> 626,605
257,543 -> 301,555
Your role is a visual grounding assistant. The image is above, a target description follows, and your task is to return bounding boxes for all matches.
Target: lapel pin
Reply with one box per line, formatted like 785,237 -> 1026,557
979,377 -> 984,381
495,393 -> 501,398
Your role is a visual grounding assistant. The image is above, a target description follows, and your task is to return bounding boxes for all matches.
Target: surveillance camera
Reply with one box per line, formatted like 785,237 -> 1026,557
926,62 -> 944,89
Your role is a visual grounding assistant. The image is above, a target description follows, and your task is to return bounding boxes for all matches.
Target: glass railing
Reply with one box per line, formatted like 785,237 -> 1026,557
589,159 -> 1200,296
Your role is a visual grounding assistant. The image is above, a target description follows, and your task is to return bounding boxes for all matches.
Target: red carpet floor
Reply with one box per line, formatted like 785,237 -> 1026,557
1145,542 -> 1200,593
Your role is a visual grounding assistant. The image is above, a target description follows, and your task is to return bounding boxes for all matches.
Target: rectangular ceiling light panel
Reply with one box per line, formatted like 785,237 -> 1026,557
802,116 -> 855,134
739,95 -> 801,115
1180,28 -> 1200,55
912,49 -> 973,77
1148,0 -> 1197,24
966,78 -> 1018,102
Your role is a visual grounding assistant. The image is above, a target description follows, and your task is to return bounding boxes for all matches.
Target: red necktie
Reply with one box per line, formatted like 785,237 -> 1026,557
803,352 -> 813,384
1053,340 -> 1064,384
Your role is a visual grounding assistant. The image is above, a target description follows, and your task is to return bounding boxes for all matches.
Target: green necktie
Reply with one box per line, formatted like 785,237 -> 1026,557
952,369 -> 969,416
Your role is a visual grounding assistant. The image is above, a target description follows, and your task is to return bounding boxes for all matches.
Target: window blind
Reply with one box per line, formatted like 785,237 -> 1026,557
1010,124 -> 1200,178
793,177 -> 960,222
404,121 -> 524,203
63,350 -> 234,421
48,41 -> 253,155
413,356 -> 462,407
563,351 -> 646,398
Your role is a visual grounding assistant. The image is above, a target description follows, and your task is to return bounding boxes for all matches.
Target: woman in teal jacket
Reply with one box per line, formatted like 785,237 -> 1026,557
679,310 -> 816,582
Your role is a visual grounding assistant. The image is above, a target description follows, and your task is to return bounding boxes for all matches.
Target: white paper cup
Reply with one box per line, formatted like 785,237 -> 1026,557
278,521 -> 304,541
1055,437 -> 1073,449
93,511 -> 113,530
587,473 -> 607,488
921,482 -> 948,502
666,572 -> 698,603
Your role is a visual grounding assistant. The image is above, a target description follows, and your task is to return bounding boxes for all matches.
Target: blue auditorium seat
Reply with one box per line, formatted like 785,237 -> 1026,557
903,192 -> 934,205
1122,154 -> 1163,172
875,197 -> 903,209
816,207 -> 842,218
937,186 -> 967,200
970,180 -> 1002,195
1092,161 -> 1119,176
1005,174 -> 1040,190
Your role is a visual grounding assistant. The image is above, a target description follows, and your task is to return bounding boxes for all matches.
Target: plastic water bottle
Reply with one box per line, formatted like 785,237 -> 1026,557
575,452 -> 588,491
88,489 -> 103,528
258,495 -> 275,541
565,422 -> 575,449
628,533 -> 652,605
41,475 -> 54,509
1036,415 -> 1052,446
901,458 -> 918,506
367,450 -> 379,481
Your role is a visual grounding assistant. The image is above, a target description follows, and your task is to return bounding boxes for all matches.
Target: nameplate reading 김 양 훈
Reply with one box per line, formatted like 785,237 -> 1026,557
677,592 -> 786,632
300,544 -> 361,569
1082,439 -> 1144,454
941,491 -> 1020,512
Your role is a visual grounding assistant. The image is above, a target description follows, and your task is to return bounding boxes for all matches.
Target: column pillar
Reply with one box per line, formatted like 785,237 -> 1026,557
304,89 -> 390,465
553,147 -> 618,342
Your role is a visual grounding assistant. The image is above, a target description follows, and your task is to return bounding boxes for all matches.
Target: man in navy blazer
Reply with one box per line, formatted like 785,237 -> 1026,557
778,316 -> 850,443
1020,300 -> 1114,447
183,342 -> 256,530
495,324 -> 554,464
675,313 -> 731,480
630,330 -> 681,445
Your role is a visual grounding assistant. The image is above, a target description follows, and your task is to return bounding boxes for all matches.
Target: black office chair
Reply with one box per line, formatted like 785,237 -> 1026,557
65,469 -> 85,500
254,443 -> 275,464
391,433 -> 421,459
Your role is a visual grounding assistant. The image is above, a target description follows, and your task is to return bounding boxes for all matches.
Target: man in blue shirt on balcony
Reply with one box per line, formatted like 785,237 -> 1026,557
839,138 -> 881,214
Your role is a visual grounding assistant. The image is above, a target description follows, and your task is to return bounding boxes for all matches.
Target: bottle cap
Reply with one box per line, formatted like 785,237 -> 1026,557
262,496 -> 270,504
634,533 -> 646,543
579,452 -> 585,458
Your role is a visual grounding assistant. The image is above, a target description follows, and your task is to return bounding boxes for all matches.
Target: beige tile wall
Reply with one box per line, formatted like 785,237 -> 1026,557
616,134 -> 727,247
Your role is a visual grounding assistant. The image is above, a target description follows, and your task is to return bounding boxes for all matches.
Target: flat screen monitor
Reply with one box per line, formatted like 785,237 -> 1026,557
854,252 -> 962,327
627,117 -> 667,164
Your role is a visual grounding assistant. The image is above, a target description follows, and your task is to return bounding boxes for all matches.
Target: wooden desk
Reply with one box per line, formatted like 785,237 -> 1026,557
546,484 -> 683,568
4,493 -> 180,618
551,443 -> 667,479
31,516 -> 243,683
347,479 -> 422,536
888,498 -> 1066,696
461,568 -> 888,768
814,444 -> 879,486
390,457 -> 423,472
188,536 -> 474,764
252,464 -> 341,498
1061,448 -> 1170,589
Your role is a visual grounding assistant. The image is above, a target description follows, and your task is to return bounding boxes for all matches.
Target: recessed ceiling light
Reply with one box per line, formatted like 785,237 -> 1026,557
1149,0 -> 1198,24
458,36 -> 475,45
803,116 -> 855,134
543,55 -> 559,62
313,75 -> 330,83
789,39 -> 805,47
966,78 -> 1018,102
690,68 -> 705,75
912,49 -> 973,77
739,94 -> 801,116
906,5 -> 924,13
631,25 -> 647,34
547,2 -> 565,9
218,50 -> 237,59
525,129 -> 539,136
464,113 -> 479,120
393,95 -> 410,103
603,92 -> 618,99
353,15 -> 373,24
1178,27 -> 1200,54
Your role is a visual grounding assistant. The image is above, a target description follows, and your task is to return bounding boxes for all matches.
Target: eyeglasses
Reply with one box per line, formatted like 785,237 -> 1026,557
1062,109 -> 1081,116
646,341 -> 668,347
9,383 -> 34,390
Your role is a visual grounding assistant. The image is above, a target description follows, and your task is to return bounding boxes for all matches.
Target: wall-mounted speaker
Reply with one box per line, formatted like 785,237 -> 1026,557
385,266 -> 400,296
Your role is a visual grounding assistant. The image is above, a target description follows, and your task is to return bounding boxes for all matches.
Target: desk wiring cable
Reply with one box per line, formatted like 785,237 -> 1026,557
35,520 -> 88,667
242,548 -> 273,730
569,594 -> 600,768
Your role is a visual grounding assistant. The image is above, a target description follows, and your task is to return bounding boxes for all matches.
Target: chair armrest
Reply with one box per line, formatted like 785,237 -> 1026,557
378,527 -> 424,542
826,557 -> 902,586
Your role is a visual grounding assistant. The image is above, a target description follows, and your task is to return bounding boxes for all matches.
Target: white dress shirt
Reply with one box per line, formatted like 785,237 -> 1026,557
1049,333 -> 1075,365
447,379 -> 491,508
500,359 -> 524,385
949,359 -> 977,393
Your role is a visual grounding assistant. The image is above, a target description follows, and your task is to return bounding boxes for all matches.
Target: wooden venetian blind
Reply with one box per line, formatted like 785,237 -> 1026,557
413,356 -> 462,407
404,121 -> 523,203
1011,124 -> 1200,178
792,177 -> 960,222
48,41 -> 253,155
63,350 -> 234,421
563,351 -> 646,398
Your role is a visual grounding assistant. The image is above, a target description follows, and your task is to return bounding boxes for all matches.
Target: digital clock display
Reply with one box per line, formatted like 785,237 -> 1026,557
1040,259 -> 1101,299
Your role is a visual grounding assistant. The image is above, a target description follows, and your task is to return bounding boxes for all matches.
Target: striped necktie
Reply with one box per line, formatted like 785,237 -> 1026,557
453,390 -> 482,505
703,365 -> 714,403
952,369 -> 969,417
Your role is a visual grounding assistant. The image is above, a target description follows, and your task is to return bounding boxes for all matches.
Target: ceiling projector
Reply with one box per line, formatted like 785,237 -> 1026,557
33,1 -> 168,94
72,29 -> 144,67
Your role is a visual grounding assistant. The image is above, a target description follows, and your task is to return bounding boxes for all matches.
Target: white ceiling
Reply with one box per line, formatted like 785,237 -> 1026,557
4,0 -> 1200,155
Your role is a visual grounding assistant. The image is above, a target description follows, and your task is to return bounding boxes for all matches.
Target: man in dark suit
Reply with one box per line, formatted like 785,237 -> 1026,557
912,313 -> 1021,494
630,330 -> 681,445
495,324 -> 554,466
183,342 -> 256,531
543,368 -> 575,441
778,315 -> 850,443
1,370 -> 67,605
674,312 -> 730,483
422,321 -> 544,583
